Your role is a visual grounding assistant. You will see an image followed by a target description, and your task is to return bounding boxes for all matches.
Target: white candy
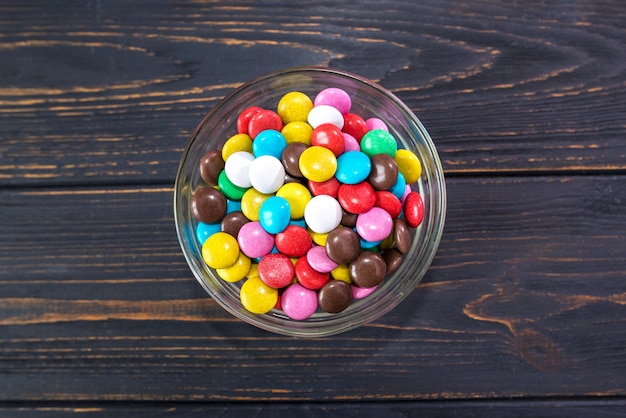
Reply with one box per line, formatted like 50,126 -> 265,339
307,105 -> 344,130
304,195 -> 343,233
224,151 -> 255,188
248,155 -> 285,194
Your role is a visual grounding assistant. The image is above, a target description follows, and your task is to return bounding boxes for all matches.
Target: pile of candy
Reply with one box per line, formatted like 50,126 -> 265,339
191,88 -> 424,320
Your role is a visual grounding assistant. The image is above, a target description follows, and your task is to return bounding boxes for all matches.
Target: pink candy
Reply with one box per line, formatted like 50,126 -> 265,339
237,221 -> 274,258
356,207 -> 393,242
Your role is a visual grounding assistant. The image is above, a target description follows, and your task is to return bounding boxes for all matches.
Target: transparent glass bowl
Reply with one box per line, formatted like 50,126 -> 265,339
174,67 -> 446,337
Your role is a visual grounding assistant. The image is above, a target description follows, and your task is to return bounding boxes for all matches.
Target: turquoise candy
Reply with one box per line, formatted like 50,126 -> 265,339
196,221 -> 221,245
252,129 -> 287,159
335,150 -> 372,185
388,172 -> 406,200
360,129 -> 398,158
259,196 -> 291,234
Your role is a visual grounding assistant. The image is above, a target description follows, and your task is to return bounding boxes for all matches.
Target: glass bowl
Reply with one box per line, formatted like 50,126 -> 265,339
174,67 -> 446,337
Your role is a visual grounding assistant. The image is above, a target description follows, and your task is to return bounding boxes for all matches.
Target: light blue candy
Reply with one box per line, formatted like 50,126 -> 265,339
360,237 -> 382,249
196,221 -> 221,245
389,172 -> 406,200
259,196 -> 291,234
335,150 -> 372,184
252,129 -> 287,159
289,218 -> 307,228
226,199 -> 241,214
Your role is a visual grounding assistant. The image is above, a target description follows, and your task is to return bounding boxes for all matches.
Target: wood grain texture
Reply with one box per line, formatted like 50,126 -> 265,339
1,177 -> 625,401
1,0 -> 625,186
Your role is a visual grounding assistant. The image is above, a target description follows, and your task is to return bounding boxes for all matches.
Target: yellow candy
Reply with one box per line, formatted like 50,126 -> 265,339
240,277 -> 278,314
379,231 -> 395,250
308,228 -> 328,246
331,264 -> 352,284
394,149 -> 422,184
277,91 -> 313,124
202,232 -> 240,269
222,133 -> 253,161
299,146 -> 337,182
276,182 -> 312,219
241,188 -> 272,221
216,252 -> 251,282
281,121 -> 313,145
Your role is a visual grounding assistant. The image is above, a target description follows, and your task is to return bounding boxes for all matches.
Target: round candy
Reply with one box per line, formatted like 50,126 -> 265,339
241,188 -> 271,221
237,221 -> 275,259
295,256 -> 330,290
307,104 -> 344,129
281,121 -> 313,145
298,145 -> 337,183
220,211 -> 249,238
191,187 -> 227,224
349,251 -> 387,288
388,172 -> 406,200
335,151 -> 371,185
202,232 -> 240,269
281,142 -> 308,178
337,181 -> 376,214
248,109 -> 283,139
308,229 -> 328,246
196,221 -> 221,245
330,264 -> 351,284
356,206 -> 393,242
277,91 -> 314,124
325,226 -> 361,264
352,284 -> 378,299
342,133 -> 360,152
393,218 -> 412,253
306,245 -> 338,273
394,149 -> 422,184
248,155 -> 285,194
222,133 -> 253,161
275,225 -> 312,258
226,199 -> 242,214
367,153 -> 398,191
276,182 -> 311,219
360,129 -> 398,157
258,253 -> 295,288
240,276 -> 278,314
216,251 -> 251,283
403,191 -> 424,228
308,177 -> 340,198
382,248 -> 404,275
365,117 -> 388,132
237,106 -> 263,135
318,280 -> 352,313
199,150 -> 224,186
304,195 -> 342,233
252,129 -> 287,159
259,196 -> 291,234
281,283 -> 318,320
341,209 -> 358,227
310,123 -> 345,157
224,151 -> 255,188
342,113 -> 368,141
217,170 -> 248,200
314,88 -> 351,114
374,190 -> 402,219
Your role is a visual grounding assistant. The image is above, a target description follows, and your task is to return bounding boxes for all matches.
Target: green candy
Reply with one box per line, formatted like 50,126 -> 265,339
360,129 -> 398,158
217,170 -> 248,200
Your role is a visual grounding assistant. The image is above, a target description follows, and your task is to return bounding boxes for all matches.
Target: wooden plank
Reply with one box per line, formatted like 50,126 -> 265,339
1,176 -> 625,401
1,0 -> 625,186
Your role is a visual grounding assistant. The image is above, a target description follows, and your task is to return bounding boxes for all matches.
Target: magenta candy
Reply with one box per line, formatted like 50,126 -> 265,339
356,207 -> 393,242
281,283 -> 319,320
343,132 -> 360,152
306,245 -> 339,273
237,221 -> 275,258
352,285 -> 378,299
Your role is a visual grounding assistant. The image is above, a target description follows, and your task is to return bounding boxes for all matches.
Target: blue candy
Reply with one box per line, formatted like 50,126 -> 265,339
335,150 -> 372,184
252,129 -> 287,159
259,196 -> 291,234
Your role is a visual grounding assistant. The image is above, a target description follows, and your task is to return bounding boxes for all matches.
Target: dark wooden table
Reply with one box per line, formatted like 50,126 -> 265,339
2,1 -> 625,416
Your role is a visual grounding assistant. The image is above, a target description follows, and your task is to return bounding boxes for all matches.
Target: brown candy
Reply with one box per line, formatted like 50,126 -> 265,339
221,211 -> 249,237
326,227 -> 361,264
318,280 -> 353,313
281,142 -> 308,178
341,209 -> 358,228
199,150 -> 225,186
367,154 -> 398,191
191,187 -> 227,224
382,248 -> 404,275
393,218 -> 412,254
349,251 -> 387,288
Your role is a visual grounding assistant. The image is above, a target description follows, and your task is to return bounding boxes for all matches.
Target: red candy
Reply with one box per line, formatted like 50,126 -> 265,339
248,109 -> 283,138
337,181 -> 376,214
342,113 -> 368,141
308,177 -> 341,198
295,256 -> 330,290
237,106 -> 263,134
275,225 -> 313,258
403,191 -> 424,228
258,253 -> 295,289
310,123 -> 345,157
374,190 -> 402,219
